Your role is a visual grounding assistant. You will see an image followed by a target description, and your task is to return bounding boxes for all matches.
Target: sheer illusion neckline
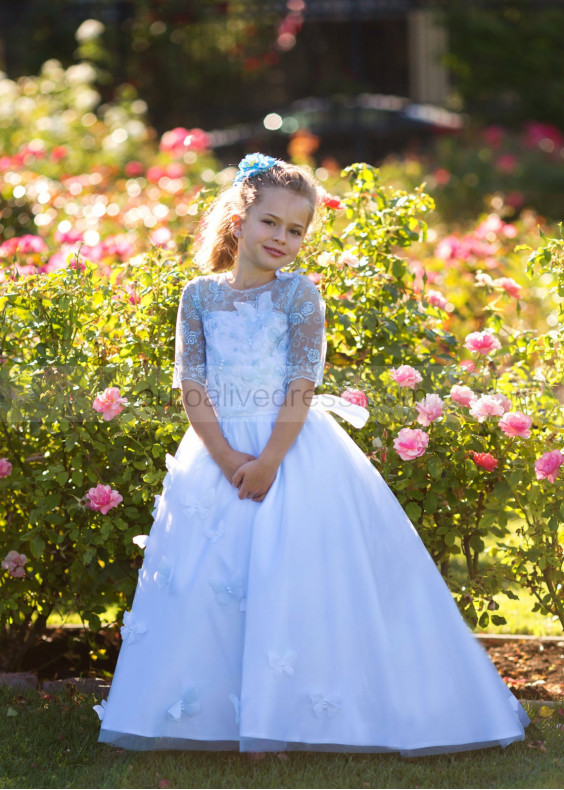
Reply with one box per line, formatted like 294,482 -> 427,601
221,270 -> 281,293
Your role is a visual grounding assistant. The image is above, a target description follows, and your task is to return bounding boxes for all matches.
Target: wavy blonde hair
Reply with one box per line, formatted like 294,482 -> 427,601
193,161 -> 320,273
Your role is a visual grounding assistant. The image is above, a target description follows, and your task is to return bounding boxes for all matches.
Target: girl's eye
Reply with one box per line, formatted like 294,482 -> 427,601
290,229 -> 302,236
262,219 -> 274,226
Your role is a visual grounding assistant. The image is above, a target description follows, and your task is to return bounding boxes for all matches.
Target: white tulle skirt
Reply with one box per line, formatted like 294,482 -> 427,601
96,404 -> 530,756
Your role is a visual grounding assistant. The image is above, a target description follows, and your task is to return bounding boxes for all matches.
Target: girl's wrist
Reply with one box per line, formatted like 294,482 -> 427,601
258,449 -> 283,470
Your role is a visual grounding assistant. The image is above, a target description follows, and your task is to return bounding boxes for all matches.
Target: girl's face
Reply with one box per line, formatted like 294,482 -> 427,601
235,187 -> 311,278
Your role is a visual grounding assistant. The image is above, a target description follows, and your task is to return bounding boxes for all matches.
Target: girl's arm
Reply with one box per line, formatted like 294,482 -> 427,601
181,380 -> 255,483
233,274 -> 326,502
174,282 -> 254,484
232,377 -> 314,501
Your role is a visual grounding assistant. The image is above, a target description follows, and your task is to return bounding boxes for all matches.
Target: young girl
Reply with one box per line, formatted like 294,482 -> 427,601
95,154 -> 530,756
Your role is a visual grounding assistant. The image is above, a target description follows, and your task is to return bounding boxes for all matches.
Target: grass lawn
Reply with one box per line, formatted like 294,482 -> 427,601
1,686 -> 563,789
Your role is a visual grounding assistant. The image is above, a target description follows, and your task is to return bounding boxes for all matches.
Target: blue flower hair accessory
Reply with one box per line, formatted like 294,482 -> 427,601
233,153 -> 281,184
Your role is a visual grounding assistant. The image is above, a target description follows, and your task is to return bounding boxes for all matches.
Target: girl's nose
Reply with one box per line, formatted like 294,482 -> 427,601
272,226 -> 285,243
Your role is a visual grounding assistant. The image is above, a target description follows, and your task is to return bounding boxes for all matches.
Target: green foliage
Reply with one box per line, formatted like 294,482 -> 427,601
0,252 -> 189,666
442,2 -> 564,129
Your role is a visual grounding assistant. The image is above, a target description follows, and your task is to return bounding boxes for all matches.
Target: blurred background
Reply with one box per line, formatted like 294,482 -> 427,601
2,0 -> 564,166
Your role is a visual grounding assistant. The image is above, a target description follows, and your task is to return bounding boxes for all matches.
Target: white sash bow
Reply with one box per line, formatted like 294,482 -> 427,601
311,394 -> 369,429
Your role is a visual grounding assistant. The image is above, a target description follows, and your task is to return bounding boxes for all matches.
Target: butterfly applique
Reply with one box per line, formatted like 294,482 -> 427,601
310,694 -> 340,718
268,650 -> 297,677
167,686 -> 201,719
233,290 -> 276,332
182,488 -> 215,518
120,610 -> 148,645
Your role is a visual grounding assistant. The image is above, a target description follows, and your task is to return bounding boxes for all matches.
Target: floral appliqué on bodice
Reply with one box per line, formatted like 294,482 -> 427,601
172,269 -> 326,417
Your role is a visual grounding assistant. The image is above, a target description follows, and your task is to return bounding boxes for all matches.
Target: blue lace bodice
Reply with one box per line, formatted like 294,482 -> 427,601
173,269 -> 326,417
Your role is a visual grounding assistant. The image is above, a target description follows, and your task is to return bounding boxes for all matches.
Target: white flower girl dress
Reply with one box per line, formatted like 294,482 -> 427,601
96,269 -> 530,756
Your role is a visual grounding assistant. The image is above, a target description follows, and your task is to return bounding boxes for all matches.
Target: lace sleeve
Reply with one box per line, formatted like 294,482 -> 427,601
286,276 -> 326,387
172,280 -> 206,388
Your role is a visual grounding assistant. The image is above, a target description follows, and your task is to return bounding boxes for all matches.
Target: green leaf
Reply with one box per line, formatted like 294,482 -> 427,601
427,456 -> 443,479
30,536 -> 45,560
469,534 -> 485,553
478,611 -> 490,628
405,502 -> 422,522
490,615 -> 507,626
423,492 -> 438,513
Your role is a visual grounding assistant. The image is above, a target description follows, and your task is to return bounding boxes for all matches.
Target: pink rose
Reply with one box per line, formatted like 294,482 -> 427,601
150,226 -> 172,247
2,550 -> 27,578
469,395 -> 506,422
341,388 -> 368,408
494,277 -> 521,299
160,127 -> 209,155
0,457 -> 12,478
490,393 -> 512,414
390,365 -> 422,389
415,393 -> 444,426
482,125 -> 505,149
337,251 -> 360,268
319,190 -> 342,210
92,387 -> 128,421
102,235 -> 135,260
124,160 -> 145,177
86,484 -> 123,515
434,168 -> 451,185
160,127 -> 191,155
426,290 -> 448,310
475,272 -> 494,287
496,154 -> 517,174
69,255 -> 86,273
459,359 -> 476,374
534,450 -> 564,483
393,428 -> 429,461
307,272 -> 322,284
498,411 -> 532,438
124,283 -> 141,305
146,165 -> 166,183
472,451 -> 499,471
0,235 -> 48,258
464,330 -> 502,355
449,385 -> 476,407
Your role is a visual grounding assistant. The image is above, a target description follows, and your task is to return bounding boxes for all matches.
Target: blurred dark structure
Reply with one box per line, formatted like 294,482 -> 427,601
0,1 -> 450,151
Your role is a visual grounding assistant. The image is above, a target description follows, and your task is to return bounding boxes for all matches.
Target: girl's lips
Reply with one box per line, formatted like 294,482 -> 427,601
264,246 -> 284,257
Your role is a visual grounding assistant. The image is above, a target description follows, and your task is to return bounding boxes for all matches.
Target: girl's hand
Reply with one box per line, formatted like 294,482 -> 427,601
217,449 -> 256,485
232,458 -> 278,502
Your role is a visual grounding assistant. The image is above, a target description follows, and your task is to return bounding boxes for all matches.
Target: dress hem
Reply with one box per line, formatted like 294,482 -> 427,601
98,728 -> 527,757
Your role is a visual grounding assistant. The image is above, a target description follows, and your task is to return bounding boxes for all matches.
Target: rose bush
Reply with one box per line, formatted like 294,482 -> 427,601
0,50 -> 563,667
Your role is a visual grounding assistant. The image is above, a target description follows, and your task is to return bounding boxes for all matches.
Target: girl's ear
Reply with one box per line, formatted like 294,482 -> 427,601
231,214 -> 242,237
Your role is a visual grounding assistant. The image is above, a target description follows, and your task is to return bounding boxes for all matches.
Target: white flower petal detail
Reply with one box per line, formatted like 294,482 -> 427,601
120,610 -> 148,645
151,495 -> 161,518
205,519 -> 225,542
132,534 -> 150,549
154,557 -> 173,590
167,700 -> 183,720
167,687 -> 201,720
229,693 -> 240,724
310,694 -> 340,718
165,454 -> 178,473
268,650 -> 297,677
183,488 -> 216,519
209,576 -> 245,606
93,699 -> 108,721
